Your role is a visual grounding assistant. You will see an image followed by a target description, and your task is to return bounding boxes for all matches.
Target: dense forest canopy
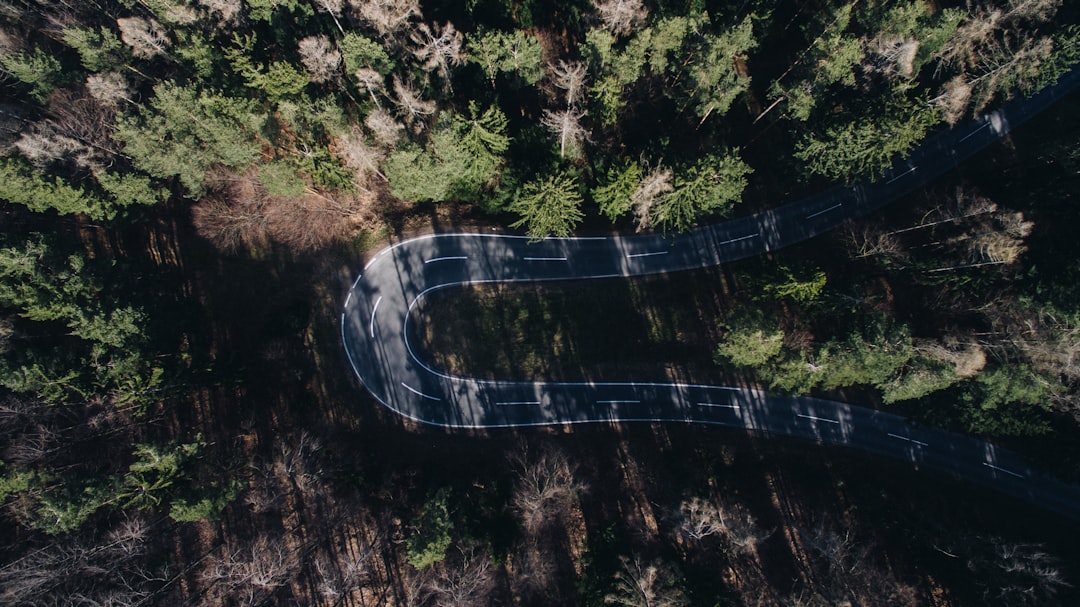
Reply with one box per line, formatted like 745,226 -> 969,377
0,0 -> 1079,606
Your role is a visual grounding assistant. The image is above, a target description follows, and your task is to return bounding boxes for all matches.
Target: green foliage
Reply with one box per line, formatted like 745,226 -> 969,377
96,171 -> 164,208
467,29 -> 544,86
794,90 -> 939,182
593,161 -> 642,221
0,157 -> 109,218
687,17 -> 758,120
715,313 -> 785,368
407,488 -> 456,569
259,160 -> 308,197
298,146 -> 354,191
960,366 -> 1054,436
247,0 -> 310,22
169,479 -> 243,522
385,105 -> 509,202
879,356 -> 960,404
340,32 -> 394,75
650,151 -> 751,232
115,81 -> 263,197
227,35 -> 310,101
119,439 -> 203,509
62,26 -> 128,72
510,171 -> 585,239
751,264 -> 828,303
175,30 -> 221,79
0,48 -> 62,103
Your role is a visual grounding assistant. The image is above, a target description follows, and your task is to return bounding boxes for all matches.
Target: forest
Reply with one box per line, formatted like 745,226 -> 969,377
1,0 -> 1079,605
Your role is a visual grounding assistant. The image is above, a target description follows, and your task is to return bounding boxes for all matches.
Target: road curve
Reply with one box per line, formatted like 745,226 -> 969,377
343,70 -> 1080,520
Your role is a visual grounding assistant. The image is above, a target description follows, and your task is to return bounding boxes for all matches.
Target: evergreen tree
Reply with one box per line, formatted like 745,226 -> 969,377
510,171 -> 585,239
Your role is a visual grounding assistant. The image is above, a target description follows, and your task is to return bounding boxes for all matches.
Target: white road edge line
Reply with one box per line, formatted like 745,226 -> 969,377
496,401 -> 541,406
597,400 -> 641,404
627,251 -> 668,259
887,433 -> 928,447
522,256 -> 568,261
424,256 -> 468,264
369,295 -> 382,338
696,402 -> 740,409
797,413 -> 841,424
886,166 -> 917,184
959,121 -> 992,142
719,233 -> 760,246
982,462 -> 1025,479
401,382 -> 442,401
806,203 -> 842,220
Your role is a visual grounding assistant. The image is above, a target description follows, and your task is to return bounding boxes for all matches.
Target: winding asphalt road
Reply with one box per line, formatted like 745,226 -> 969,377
343,70 -> 1080,520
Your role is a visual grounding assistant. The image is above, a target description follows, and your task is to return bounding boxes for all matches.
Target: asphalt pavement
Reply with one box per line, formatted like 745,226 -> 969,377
342,69 -> 1080,520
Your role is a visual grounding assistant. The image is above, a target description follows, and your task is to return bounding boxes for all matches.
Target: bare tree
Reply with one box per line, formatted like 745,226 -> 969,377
336,127 -> 385,184
593,0 -> 648,37
605,555 -> 688,607
541,108 -> 589,160
192,178 -> 270,252
677,497 -> 771,554
197,0 -> 243,24
933,75 -> 973,125
298,35 -> 342,83
631,166 -> 673,231
313,0 -> 347,33
116,16 -> 170,59
550,60 -> 588,108
414,544 -> 496,607
365,107 -> 404,148
409,21 -> 465,86
392,75 -> 436,126
86,72 -> 134,108
350,0 -> 421,36
510,443 -> 584,535
202,534 -> 300,606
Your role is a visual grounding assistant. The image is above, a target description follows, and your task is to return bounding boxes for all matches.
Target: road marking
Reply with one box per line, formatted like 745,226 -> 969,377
522,256 -> 568,261
369,296 -> 382,338
696,402 -> 740,410
719,233 -> 759,246
345,292 -> 353,307
888,433 -> 928,447
627,250 -> 668,259
806,203 -> 842,220
797,413 -> 840,424
982,462 -> 1025,479
597,399 -> 641,404
886,166 -> 917,184
424,256 -> 468,264
959,121 -> 992,142
401,382 -> 441,401
340,312 -> 345,323
496,400 -> 541,406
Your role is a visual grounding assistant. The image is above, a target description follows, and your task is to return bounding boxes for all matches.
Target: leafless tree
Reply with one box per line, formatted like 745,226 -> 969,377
116,16 -> 170,59
677,497 -> 771,554
414,544 -> 496,607
542,108 -> 589,160
933,75 -> 974,125
350,0 -> 421,37
86,72 -> 134,108
354,67 -> 387,108
593,0 -> 648,37
409,21 -> 465,86
335,127 -> 385,185
298,35 -> 342,83
631,166 -> 673,231
605,555 -> 688,607
550,60 -> 588,108
311,540 -> 374,602
202,534 -> 300,606
365,107 -> 404,148
313,0 -> 347,33
392,75 -> 436,126
197,0 -> 243,24
192,178 -> 271,252
14,122 -> 83,169
510,443 -> 584,535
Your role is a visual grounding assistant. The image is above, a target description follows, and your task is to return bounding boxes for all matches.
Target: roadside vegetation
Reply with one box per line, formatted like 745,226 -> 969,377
0,0 -> 1078,605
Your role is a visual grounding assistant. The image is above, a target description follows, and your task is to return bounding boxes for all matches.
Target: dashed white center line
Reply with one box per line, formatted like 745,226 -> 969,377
522,256 -> 568,261
806,203 -> 842,220
888,433 -> 928,447
626,251 -> 668,259
886,166 -> 917,184
597,399 -> 641,404
424,256 -> 468,264
345,292 -> 353,307
983,462 -> 1026,479
696,402 -> 740,410
959,121 -> 992,142
369,296 -> 382,338
496,401 -> 541,406
797,413 -> 841,424
719,233 -> 760,246
400,382 -> 441,401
